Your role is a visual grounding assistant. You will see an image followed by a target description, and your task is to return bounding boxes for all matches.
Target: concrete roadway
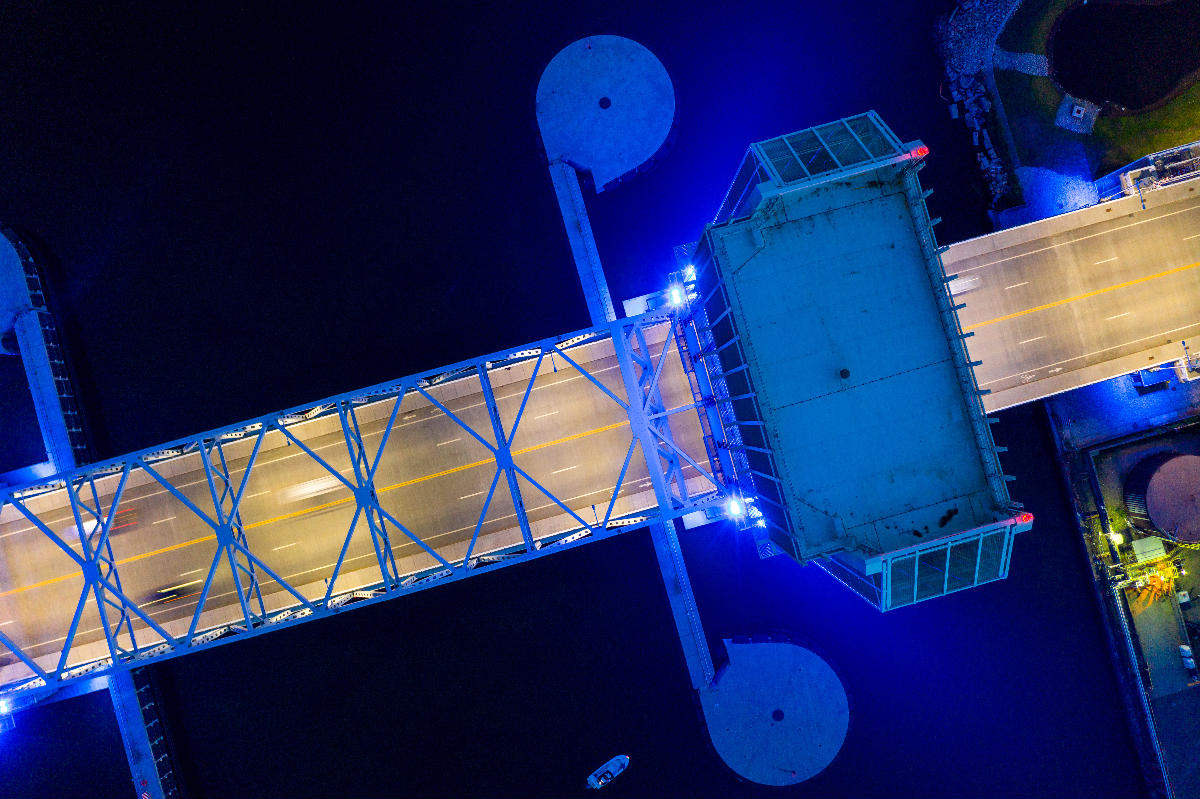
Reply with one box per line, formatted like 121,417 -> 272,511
943,178 -> 1200,411
0,324 -> 709,682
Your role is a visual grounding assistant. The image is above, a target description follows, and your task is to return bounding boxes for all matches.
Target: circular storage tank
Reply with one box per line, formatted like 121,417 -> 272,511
1124,452 -> 1200,544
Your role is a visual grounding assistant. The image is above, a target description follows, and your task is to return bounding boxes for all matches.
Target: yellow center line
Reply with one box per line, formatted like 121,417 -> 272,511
964,260 -> 1200,331
0,418 -> 633,600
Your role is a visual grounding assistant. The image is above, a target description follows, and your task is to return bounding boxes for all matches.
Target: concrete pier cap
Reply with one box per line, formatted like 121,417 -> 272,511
700,639 -> 849,786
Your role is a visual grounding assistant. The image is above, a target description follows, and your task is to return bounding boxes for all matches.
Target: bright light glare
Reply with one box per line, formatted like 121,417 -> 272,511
683,264 -> 696,282
668,286 -> 684,306
727,498 -> 743,517
755,519 -> 766,528
0,698 -> 10,714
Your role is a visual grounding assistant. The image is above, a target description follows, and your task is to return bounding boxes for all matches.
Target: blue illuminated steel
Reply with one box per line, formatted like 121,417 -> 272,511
109,669 -> 174,799
546,161 -> 616,326
0,311 -> 733,702
0,230 -> 88,481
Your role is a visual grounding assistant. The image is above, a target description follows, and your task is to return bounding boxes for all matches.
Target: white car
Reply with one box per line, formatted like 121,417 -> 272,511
587,754 -> 629,789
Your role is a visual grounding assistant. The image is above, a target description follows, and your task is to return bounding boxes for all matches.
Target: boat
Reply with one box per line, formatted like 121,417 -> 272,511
586,754 -> 630,789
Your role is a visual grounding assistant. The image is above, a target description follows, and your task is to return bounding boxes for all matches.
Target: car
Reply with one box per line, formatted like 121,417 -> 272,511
586,754 -> 629,789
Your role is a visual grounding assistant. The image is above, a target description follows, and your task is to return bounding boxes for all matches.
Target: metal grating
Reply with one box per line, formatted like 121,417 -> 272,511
946,538 -> 980,592
712,112 -> 906,226
883,523 -> 1016,610
977,531 -> 1005,582
890,556 -> 916,608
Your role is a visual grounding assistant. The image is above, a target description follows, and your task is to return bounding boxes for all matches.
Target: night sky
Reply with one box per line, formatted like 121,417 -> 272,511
0,2 -> 1148,797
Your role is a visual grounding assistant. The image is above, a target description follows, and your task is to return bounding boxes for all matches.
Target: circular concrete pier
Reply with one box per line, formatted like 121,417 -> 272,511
700,639 -> 848,786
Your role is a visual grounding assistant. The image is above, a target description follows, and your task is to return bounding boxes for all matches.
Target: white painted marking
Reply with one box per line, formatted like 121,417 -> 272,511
160,580 -> 202,593
1018,336 -> 1045,345
246,490 -> 270,498
951,204 -> 1200,273
1004,281 -> 1029,290
459,491 -> 486,500
179,569 -> 204,576
1106,312 -> 1131,320
533,411 -> 559,419
436,438 -> 461,446
272,542 -> 299,551
981,320 -> 1200,386
552,465 -> 579,474
1094,257 -> 1118,265
1184,233 -> 1200,241
0,620 -> 13,626
153,516 -> 176,525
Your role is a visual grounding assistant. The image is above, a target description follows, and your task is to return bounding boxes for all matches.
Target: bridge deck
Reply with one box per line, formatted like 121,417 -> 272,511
0,324 -> 708,689
944,177 -> 1200,410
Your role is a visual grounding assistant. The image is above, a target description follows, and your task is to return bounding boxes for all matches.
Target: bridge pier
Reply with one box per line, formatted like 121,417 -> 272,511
108,669 -> 179,799
699,639 -> 849,786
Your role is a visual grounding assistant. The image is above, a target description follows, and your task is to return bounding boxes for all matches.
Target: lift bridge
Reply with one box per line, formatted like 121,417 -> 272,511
0,36 -> 1037,794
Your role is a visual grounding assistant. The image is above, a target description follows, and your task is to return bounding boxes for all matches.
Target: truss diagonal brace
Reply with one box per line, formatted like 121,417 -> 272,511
338,402 -> 400,588
477,364 -> 534,551
199,438 -> 266,626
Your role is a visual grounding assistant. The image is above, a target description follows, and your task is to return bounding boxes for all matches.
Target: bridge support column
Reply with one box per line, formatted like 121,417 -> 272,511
0,234 -> 80,477
108,669 -> 178,799
648,519 -> 715,691
546,160 -> 616,327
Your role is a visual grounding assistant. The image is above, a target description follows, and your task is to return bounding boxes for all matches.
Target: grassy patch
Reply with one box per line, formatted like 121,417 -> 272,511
1092,81 -> 1200,174
997,0 -> 1075,55
993,70 -> 1066,166
997,0 -> 1200,175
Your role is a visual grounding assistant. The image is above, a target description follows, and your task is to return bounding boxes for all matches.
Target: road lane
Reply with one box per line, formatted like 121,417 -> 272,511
943,178 -> 1200,409
0,323 -> 710,682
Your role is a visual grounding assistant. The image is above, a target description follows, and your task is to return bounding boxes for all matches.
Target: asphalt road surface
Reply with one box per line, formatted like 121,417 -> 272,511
0,323 -> 708,685
944,178 -> 1200,411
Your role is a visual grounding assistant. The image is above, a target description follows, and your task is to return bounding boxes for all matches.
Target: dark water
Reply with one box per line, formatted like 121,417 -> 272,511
0,356 -> 43,470
1051,0 -> 1200,110
0,1 -> 1147,796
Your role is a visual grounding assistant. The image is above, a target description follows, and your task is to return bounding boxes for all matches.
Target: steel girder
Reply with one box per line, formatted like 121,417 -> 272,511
0,310 -> 733,702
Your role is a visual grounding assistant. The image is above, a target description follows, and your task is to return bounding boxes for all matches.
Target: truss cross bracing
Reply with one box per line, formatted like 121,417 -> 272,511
0,310 -> 742,700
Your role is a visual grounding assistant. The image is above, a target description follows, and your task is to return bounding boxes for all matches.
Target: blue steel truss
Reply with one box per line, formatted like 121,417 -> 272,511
0,309 -> 734,702
675,236 -> 794,556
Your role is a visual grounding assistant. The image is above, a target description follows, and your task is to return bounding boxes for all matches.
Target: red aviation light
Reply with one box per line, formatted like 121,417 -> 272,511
911,145 -> 930,158
1017,512 -> 1034,524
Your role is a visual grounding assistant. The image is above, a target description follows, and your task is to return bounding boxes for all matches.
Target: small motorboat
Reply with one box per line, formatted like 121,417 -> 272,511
586,754 -> 630,789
